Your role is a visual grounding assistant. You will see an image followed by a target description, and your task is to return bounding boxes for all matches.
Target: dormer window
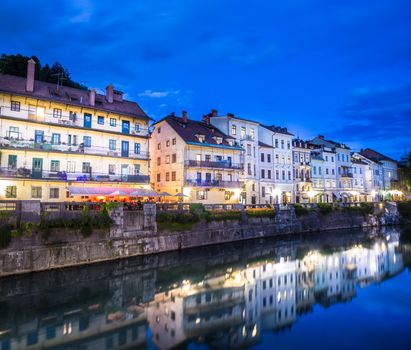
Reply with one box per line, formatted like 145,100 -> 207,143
213,137 -> 223,144
196,134 -> 205,143
227,139 -> 234,146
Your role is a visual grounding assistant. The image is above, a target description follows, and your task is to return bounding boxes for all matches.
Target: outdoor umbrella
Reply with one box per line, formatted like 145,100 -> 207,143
158,191 -> 172,196
109,190 -> 129,196
174,193 -> 188,197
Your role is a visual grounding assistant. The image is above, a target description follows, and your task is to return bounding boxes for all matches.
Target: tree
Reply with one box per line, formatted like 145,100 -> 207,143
0,53 -> 87,90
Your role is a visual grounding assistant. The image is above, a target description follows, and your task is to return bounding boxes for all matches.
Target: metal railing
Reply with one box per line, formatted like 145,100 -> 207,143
185,160 -> 243,170
1,107 -> 150,137
0,167 -> 150,183
185,179 -> 244,188
0,137 -> 150,159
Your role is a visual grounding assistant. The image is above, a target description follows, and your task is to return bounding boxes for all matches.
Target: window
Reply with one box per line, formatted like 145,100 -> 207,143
83,136 -> 91,147
36,107 -> 45,117
282,170 -> 285,180
97,116 -> 104,125
247,163 -> 252,175
288,171 -> 291,180
11,100 -> 20,111
157,143 -> 161,150
241,127 -> 246,138
49,188 -> 59,199
82,162 -> 91,173
110,118 -> 116,127
287,141 -> 291,149
157,157 -> 161,166
172,138 -> 176,145
8,155 -> 17,169
5,186 -> 17,198
276,170 -> 279,180
171,171 -> 176,181
134,143 -> 140,154
50,160 -> 60,172
268,170 -> 272,179
166,155 -> 170,164
250,128 -> 255,139
267,154 -> 271,163
196,190 -> 207,200
247,144 -> 251,155
53,108 -> 62,118
28,104 -> 36,115
27,331 -> 38,346
51,133 -> 61,145
109,164 -> 115,175
231,124 -> 237,135
109,139 -> 116,150
46,326 -> 56,340
166,172 -> 170,181
261,153 -> 265,162
157,173 -> 161,182
157,126 -> 161,133
262,186 -> 266,197
172,154 -> 177,163
281,140 -> 284,149
275,139 -> 279,148
261,169 -> 265,178
134,123 -> 140,132
67,161 -> 76,173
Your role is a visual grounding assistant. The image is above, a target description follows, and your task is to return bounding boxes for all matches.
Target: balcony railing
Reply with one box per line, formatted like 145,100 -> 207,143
0,167 -> 149,183
341,173 -> 353,178
185,160 -> 243,170
0,137 -> 150,160
0,107 -> 150,137
185,179 -> 243,188
241,134 -> 255,141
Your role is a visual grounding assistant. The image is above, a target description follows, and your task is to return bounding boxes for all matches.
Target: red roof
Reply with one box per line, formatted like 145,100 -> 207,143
0,73 -> 150,120
157,114 -> 242,150
359,148 -> 397,163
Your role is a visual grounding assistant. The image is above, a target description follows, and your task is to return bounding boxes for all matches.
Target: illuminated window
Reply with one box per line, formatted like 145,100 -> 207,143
5,186 -> 17,198
11,100 -> 20,111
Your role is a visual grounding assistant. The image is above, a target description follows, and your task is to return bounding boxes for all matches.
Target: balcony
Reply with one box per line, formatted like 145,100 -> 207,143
240,134 -> 255,141
0,167 -> 150,183
0,137 -> 150,160
185,179 -> 243,188
185,160 -> 243,170
0,108 -> 150,137
341,173 -> 353,178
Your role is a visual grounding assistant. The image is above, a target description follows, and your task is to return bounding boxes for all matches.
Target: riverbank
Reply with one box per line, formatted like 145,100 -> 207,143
0,201 -> 405,277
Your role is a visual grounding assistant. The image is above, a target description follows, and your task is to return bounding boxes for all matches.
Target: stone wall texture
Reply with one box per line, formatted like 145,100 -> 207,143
0,203 -> 401,277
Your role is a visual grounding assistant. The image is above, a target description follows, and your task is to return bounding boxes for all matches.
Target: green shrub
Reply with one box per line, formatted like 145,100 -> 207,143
207,210 -> 242,221
317,203 -> 333,215
246,208 -> 276,218
347,203 -> 374,216
293,204 -> 310,217
0,225 -> 13,249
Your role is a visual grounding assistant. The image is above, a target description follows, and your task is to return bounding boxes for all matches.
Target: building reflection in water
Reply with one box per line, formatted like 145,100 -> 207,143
0,228 -> 409,350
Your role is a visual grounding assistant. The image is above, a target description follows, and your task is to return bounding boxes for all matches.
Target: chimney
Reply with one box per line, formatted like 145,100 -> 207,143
211,109 -> 218,117
106,85 -> 114,103
26,58 -> 36,92
182,110 -> 188,123
89,89 -> 96,106
113,89 -> 123,102
227,112 -> 234,118
318,135 -> 324,140
203,114 -> 210,125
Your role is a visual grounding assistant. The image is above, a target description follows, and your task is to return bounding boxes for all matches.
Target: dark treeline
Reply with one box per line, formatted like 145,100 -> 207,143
0,53 -> 87,90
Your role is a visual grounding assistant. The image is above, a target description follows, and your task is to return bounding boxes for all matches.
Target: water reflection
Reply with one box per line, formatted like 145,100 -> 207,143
0,226 -> 410,350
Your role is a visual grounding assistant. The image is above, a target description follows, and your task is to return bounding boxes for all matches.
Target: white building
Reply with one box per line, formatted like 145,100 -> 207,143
150,112 -> 244,204
292,139 -> 312,203
209,112 -> 261,204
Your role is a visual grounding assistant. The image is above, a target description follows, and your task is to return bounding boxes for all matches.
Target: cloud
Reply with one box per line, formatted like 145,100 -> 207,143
138,89 -> 180,98
327,84 -> 411,156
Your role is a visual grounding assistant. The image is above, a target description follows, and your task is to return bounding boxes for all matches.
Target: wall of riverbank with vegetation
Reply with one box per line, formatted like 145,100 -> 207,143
0,200 -> 406,277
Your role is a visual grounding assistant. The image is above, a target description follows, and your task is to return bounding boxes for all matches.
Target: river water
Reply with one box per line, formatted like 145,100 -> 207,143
1,226 -> 411,350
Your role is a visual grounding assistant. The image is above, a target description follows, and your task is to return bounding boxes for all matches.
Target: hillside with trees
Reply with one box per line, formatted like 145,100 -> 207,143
0,53 -> 87,90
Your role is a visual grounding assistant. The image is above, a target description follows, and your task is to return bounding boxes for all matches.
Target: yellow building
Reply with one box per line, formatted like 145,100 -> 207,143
0,59 -> 151,202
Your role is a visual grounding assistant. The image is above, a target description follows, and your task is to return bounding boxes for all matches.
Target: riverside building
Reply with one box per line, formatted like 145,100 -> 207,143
150,112 -> 244,204
0,59 -> 151,202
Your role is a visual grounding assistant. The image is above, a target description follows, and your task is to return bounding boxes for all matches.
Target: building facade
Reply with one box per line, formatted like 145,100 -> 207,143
150,112 -> 244,204
0,59 -> 151,201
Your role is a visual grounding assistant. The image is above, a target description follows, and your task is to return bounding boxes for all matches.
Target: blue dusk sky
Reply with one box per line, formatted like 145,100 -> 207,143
0,0 -> 410,159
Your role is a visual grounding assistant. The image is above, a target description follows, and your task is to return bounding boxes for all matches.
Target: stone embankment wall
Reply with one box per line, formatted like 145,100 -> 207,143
0,202 -> 401,277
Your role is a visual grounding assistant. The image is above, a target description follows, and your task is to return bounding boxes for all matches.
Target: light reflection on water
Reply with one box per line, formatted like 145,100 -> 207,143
1,226 -> 411,350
